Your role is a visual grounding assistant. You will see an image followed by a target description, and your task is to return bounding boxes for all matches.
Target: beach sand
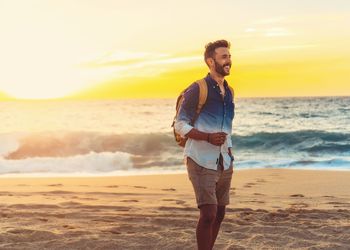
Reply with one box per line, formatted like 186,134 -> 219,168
0,169 -> 349,250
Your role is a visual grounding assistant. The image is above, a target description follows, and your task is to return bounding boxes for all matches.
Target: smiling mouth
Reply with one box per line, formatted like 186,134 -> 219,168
224,65 -> 230,71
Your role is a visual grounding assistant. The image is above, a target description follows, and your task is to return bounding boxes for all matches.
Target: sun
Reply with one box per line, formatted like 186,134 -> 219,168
1,67 -> 84,100
0,53 -> 108,100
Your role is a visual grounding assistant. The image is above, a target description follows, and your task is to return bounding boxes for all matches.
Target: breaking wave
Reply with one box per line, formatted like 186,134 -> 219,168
0,129 -> 349,175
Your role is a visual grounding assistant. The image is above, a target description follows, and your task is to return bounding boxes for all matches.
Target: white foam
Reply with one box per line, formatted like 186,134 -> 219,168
0,151 -> 132,175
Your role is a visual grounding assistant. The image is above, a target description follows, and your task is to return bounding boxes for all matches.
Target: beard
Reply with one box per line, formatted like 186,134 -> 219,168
214,59 -> 231,77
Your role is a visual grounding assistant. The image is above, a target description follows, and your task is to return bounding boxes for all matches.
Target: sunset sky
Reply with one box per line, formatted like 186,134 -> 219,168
0,0 -> 349,100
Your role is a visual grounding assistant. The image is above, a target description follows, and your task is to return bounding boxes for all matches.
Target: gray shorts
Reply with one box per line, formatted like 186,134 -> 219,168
186,156 -> 233,208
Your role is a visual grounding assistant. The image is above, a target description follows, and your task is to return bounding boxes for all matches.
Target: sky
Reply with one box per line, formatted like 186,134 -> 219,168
0,0 -> 349,100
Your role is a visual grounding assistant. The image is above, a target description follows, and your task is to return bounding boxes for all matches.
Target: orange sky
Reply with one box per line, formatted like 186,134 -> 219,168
0,0 -> 349,100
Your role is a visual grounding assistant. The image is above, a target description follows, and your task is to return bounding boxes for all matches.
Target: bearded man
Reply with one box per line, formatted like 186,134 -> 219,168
174,39 -> 235,250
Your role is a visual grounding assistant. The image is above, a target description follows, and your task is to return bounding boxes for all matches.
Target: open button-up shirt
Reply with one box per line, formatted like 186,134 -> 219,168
174,74 -> 235,170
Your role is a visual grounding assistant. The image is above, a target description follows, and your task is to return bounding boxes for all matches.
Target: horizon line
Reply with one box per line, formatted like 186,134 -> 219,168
1,94 -> 349,102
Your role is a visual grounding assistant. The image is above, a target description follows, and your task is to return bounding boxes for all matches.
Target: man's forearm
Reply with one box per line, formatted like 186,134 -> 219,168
185,129 -> 227,146
185,128 -> 209,142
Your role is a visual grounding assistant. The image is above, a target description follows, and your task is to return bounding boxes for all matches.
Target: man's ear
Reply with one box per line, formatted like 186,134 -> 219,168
206,57 -> 214,67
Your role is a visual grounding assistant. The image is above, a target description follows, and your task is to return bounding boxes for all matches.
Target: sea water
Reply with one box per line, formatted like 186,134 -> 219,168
0,97 -> 349,176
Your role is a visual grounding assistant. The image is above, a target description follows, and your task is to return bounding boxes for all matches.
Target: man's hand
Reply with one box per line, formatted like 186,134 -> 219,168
208,132 -> 227,146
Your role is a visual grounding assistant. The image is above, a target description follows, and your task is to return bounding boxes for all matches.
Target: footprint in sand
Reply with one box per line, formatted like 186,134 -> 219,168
253,193 -> 265,196
158,206 -> 197,212
48,184 -> 63,187
326,201 -> 350,208
243,183 -> 256,188
334,205 -> 350,208
105,228 -> 122,234
120,199 -> 139,203
59,201 -> 83,207
290,194 -> 305,198
247,200 -> 265,204
322,195 -> 335,198
176,200 -> 186,205
106,225 -> 138,234
63,225 -> 75,229
49,190 -> 74,195
326,201 -> 344,205
78,197 -> 98,201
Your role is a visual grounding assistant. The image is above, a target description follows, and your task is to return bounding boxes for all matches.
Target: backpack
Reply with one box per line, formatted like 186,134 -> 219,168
171,78 -> 234,147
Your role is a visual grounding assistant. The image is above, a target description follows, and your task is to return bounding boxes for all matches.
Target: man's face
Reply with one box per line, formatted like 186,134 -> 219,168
212,47 -> 231,77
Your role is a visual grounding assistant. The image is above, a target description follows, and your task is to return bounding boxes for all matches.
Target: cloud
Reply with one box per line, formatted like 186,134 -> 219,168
264,27 -> 294,37
235,44 -> 319,55
254,17 -> 287,25
83,51 -> 169,67
242,26 -> 294,38
81,51 -> 202,78
244,28 -> 257,33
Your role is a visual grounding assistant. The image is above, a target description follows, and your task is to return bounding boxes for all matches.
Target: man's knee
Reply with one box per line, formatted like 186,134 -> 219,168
216,206 -> 226,223
199,204 -> 217,225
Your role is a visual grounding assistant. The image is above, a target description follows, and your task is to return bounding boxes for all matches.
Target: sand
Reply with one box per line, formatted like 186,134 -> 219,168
0,169 -> 349,250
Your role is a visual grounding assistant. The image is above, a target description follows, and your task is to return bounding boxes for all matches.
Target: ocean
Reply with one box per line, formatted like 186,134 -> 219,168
0,97 -> 349,176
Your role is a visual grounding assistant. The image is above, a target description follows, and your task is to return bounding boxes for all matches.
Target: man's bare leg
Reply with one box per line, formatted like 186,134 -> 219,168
197,204 -> 217,250
210,205 -> 226,249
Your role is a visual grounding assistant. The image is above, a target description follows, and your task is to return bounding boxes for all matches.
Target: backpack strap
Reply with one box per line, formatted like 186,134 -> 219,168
172,78 -> 208,128
188,78 -> 208,126
196,79 -> 208,114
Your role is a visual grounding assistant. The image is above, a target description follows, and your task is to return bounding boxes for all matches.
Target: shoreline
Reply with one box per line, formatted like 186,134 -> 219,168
1,167 -> 350,179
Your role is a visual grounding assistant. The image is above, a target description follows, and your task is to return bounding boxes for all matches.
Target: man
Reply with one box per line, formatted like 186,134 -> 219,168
174,39 -> 235,250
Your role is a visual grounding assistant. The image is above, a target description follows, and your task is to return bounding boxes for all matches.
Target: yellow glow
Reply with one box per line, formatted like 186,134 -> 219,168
0,1 -> 350,99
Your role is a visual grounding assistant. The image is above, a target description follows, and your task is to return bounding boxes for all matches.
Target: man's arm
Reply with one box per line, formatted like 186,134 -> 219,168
186,129 -> 227,146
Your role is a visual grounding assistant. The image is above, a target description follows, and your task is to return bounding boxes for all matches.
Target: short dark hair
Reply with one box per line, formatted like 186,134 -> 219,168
204,39 -> 230,65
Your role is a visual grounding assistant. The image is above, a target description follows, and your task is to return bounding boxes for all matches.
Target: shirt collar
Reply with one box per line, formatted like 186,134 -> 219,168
205,73 -> 228,88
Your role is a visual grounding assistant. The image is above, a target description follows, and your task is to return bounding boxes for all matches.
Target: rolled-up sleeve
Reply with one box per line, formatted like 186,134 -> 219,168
174,83 -> 199,137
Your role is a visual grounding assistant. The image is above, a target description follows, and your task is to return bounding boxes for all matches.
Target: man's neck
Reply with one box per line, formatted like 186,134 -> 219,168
209,71 -> 225,86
